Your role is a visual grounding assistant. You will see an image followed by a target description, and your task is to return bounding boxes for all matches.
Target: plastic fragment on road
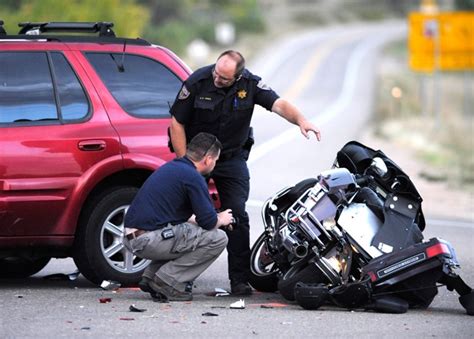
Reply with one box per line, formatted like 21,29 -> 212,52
230,299 -> 245,309
99,297 -> 112,303
202,312 -> 219,316
119,317 -> 135,321
249,302 -> 289,308
213,287 -> 230,297
205,287 -> 230,297
100,280 -> 121,291
129,304 -> 147,312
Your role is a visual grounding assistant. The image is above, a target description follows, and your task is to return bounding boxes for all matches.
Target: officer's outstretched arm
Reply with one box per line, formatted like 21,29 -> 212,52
271,98 -> 321,141
170,116 -> 187,157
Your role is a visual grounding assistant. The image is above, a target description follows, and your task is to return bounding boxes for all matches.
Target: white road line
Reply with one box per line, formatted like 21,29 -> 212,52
247,29 -> 403,166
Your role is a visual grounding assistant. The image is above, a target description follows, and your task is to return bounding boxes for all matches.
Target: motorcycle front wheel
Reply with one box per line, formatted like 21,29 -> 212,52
249,232 -> 279,292
278,261 -> 327,301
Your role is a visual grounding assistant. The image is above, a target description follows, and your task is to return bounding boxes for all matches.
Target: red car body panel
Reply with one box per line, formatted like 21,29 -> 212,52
0,40 -> 192,250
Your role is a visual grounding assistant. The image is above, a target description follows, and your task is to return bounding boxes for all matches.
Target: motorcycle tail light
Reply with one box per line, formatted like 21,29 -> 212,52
425,243 -> 450,258
367,271 -> 377,282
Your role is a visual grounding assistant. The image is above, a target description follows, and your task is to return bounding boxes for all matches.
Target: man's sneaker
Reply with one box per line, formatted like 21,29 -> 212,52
231,282 -> 253,296
138,276 -> 154,294
149,276 -> 193,302
184,281 -> 194,293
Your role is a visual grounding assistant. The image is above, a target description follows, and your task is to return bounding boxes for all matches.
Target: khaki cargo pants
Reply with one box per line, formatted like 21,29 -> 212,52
124,223 -> 228,292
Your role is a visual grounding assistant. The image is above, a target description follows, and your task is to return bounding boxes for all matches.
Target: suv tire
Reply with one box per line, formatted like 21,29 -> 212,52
73,186 -> 150,285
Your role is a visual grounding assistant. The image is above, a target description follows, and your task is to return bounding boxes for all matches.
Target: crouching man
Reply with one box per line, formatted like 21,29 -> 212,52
123,132 -> 232,301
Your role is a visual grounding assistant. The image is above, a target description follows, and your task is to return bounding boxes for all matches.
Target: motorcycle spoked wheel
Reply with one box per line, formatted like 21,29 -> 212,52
278,260 -> 327,301
249,232 -> 280,292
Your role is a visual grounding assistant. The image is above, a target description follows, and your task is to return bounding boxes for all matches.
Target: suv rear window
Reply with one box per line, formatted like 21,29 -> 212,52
0,52 -> 89,124
85,53 -> 181,118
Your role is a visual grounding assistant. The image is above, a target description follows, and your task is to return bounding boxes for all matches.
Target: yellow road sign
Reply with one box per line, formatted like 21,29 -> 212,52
408,11 -> 474,71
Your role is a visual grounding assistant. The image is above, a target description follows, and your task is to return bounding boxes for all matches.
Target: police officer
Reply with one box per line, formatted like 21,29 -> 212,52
170,50 -> 321,295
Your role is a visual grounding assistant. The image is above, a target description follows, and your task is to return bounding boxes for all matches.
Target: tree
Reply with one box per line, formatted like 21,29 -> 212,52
1,0 -> 149,37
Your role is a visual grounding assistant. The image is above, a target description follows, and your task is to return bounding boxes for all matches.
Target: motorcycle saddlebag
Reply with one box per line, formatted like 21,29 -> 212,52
362,238 -> 457,308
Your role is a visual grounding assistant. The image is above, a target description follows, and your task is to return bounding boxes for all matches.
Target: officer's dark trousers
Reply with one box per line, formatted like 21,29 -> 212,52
211,151 -> 250,284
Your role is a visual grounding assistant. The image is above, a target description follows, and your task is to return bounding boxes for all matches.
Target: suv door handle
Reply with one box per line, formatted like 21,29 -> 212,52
78,140 -> 106,151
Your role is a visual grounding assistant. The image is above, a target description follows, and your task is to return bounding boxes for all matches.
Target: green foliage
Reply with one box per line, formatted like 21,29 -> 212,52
1,0 -> 266,55
0,0 -> 149,37
455,0 -> 474,10
144,20 -> 193,53
224,0 -> 265,34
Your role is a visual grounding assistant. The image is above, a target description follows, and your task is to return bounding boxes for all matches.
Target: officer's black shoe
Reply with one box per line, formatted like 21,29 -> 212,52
231,282 -> 253,296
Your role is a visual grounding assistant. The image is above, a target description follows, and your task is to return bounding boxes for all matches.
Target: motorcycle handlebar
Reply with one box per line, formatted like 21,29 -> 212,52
355,175 -> 373,187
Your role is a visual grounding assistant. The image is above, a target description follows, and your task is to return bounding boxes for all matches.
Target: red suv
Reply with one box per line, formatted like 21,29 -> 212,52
0,21 -> 190,285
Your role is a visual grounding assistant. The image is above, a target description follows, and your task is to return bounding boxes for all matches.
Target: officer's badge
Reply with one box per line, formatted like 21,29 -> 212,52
178,85 -> 190,100
237,90 -> 247,99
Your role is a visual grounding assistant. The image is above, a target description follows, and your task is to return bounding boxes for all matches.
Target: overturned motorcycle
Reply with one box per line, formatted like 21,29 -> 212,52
249,141 -> 473,315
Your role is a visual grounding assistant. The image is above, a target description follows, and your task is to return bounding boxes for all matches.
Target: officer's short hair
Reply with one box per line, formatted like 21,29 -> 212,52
218,50 -> 245,78
186,133 -> 222,161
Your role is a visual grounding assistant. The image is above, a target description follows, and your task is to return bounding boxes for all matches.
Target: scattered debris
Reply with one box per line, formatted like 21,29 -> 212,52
80,327 -> 91,330
43,270 -> 80,281
202,312 -> 219,316
210,306 -> 226,309
100,280 -> 121,291
129,304 -> 147,313
206,287 -> 230,297
99,297 -> 112,303
15,295 -> 23,298
230,299 -> 245,309
201,321 -> 207,324
119,317 -> 135,321
249,302 -> 289,308
281,321 -> 293,325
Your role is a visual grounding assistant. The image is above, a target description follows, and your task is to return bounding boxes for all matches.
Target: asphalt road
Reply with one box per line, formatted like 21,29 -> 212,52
1,21 -> 473,338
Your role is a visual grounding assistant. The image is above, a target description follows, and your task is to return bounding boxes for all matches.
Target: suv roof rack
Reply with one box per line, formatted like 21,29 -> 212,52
0,21 -> 151,46
0,20 -> 6,36
18,21 -> 115,36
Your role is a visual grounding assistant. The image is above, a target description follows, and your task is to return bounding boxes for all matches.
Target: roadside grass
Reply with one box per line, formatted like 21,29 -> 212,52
374,40 -> 474,191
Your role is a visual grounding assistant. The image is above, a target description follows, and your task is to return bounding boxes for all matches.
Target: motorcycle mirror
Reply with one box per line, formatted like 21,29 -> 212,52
370,157 -> 388,178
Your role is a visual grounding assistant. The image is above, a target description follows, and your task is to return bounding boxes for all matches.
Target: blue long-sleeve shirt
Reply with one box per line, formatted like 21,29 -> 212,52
125,157 -> 217,230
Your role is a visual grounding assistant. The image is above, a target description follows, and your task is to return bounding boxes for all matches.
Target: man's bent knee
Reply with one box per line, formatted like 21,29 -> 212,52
215,228 -> 228,249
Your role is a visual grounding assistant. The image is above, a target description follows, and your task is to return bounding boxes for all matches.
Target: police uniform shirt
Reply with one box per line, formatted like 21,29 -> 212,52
170,65 -> 279,153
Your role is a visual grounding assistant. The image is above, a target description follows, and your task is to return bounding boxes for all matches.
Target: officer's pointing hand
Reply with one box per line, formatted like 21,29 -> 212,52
299,119 -> 321,141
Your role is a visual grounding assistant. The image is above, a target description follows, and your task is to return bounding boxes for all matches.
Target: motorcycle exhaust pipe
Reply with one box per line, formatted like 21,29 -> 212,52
282,233 -> 309,258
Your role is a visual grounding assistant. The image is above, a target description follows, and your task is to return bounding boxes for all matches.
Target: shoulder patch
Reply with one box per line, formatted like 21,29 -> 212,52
178,85 -> 190,100
257,80 -> 271,90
